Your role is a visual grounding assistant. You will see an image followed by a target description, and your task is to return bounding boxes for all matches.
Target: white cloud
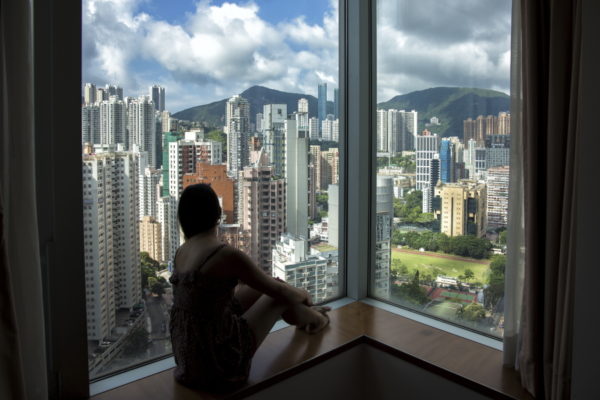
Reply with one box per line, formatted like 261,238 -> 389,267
82,0 -> 510,111
83,0 -> 341,111
376,0 -> 511,101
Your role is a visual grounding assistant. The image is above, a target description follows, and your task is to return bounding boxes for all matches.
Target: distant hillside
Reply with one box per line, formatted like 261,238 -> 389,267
173,85 -> 334,128
377,87 -> 510,138
174,85 -> 509,138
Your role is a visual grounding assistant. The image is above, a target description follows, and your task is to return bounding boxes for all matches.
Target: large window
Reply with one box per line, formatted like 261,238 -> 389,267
372,0 -> 512,337
81,0 -> 341,379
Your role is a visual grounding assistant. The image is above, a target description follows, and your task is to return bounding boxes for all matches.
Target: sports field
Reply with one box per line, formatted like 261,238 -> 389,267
392,249 -> 491,283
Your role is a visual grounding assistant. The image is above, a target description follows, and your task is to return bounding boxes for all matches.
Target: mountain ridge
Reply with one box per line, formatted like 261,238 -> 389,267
173,86 -> 509,138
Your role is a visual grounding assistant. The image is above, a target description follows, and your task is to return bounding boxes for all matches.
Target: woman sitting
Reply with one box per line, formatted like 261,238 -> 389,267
169,183 -> 330,391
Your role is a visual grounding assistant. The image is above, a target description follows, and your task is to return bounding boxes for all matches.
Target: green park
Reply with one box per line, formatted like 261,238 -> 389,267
391,249 -> 491,285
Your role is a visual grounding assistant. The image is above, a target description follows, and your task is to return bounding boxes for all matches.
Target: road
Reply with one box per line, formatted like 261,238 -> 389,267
146,295 -> 169,339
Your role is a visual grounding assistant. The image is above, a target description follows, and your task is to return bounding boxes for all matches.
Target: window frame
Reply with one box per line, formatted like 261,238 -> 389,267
37,0 -> 505,397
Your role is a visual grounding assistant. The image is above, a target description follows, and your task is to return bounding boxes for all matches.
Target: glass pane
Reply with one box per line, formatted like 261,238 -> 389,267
82,0 -> 340,379
374,0 -> 511,337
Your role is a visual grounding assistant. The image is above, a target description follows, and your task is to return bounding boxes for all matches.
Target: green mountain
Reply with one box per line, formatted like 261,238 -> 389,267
172,85 -> 333,128
173,85 -> 509,139
377,87 -> 510,138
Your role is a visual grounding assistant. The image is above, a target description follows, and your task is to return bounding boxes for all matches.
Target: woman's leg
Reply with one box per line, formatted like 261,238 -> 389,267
242,295 -> 329,350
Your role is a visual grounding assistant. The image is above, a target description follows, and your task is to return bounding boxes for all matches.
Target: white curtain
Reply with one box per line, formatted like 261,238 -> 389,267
503,0 -> 525,369
0,0 -> 48,398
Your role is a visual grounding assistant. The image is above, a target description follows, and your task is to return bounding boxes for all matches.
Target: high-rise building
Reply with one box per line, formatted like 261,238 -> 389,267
255,112 -> 263,133
157,195 -> 178,263
416,130 -> 440,212
272,234 -> 338,303
168,139 -> 223,199
318,83 -> 327,129
497,112 -> 510,134
328,184 -> 339,248
375,176 -> 393,298
82,104 -> 100,144
128,96 -> 157,167
226,95 -> 250,176
160,111 -> 171,133
285,119 -> 309,239
439,139 -> 455,183
182,162 -> 235,224
161,131 -> 183,196
297,98 -> 309,130
84,83 -> 96,105
96,87 -> 107,102
321,115 -> 336,141
475,148 -> 487,179
218,224 -> 249,253
463,112 -> 511,146
432,180 -> 487,237
298,98 -> 309,113
400,110 -> 418,151
333,88 -> 339,119
309,117 -> 320,140
262,104 -> 287,177
139,167 -> 161,219
139,216 -> 162,263
82,151 -> 141,340
150,85 -> 165,112
99,97 -> 126,146
308,161 -> 317,220
377,109 -> 417,154
105,84 -> 123,101
310,145 -> 322,191
320,148 -> 339,189
239,150 -> 286,274
487,166 -> 510,229
485,147 -> 510,169
377,109 -> 389,153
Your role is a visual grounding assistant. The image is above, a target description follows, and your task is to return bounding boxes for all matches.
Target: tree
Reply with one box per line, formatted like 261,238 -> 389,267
147,275 -> 167,295
121,326 -> 150,357
484,255 -> 506,309
463,269 -> 475,282
396,271 -> 429,305
205,129 -> 227,154
141,266 -> 155,289
457,303 -> 486,322
151,281 -> 166,296
140,252 -> 159,270
499,230 -> 508,245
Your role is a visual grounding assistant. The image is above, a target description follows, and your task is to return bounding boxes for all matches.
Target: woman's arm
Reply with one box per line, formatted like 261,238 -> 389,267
228,248 -> 312,306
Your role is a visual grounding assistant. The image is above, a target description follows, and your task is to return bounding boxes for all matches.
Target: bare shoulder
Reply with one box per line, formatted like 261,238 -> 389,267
199,243 -> 252,278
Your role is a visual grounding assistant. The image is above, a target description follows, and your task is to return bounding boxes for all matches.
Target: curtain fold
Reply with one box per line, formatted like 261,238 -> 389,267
0,0 -> 48,399
503,0 -> 525,372
504,0 -> 582,398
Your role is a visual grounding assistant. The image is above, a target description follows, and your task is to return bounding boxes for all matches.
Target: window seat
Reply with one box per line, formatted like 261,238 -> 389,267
90,301 -> 532,400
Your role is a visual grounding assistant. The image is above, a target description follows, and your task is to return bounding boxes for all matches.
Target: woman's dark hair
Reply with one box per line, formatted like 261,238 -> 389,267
178,183 -> 222,239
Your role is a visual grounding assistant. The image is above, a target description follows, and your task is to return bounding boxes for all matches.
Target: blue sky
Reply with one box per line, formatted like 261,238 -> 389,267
83,0 -> 510,113
136,0 -> 330,27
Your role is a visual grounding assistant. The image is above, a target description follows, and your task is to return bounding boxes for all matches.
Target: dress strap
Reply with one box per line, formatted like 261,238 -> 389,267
200,243 -> 227,267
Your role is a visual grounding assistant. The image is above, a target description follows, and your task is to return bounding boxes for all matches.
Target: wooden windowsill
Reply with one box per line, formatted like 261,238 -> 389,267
90,301 -> 532,400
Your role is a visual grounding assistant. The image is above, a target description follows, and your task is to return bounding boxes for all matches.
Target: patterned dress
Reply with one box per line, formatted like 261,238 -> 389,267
169,244 -> 256,391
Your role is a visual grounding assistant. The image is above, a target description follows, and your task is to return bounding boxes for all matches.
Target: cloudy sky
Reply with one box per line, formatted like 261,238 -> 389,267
83,0 -> 511,113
